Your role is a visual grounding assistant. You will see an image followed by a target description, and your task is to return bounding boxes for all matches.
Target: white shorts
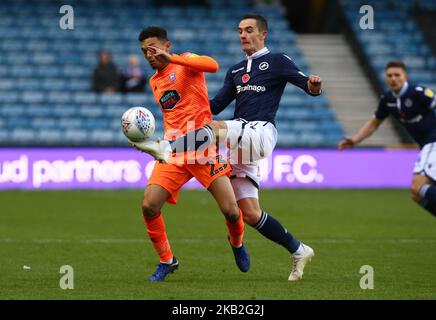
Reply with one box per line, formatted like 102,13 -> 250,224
413,142 -> 436,181
224,119 -> 278,200
231,176 -> 259,201
225,119 -> 278,164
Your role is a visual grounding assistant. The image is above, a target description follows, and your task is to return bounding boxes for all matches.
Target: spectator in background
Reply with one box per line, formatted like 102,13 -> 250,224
120,55 -> 147,93
92,51 -> 120,93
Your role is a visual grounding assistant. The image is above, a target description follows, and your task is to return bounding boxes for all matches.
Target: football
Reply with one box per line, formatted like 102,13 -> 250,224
121,107 -> 156,142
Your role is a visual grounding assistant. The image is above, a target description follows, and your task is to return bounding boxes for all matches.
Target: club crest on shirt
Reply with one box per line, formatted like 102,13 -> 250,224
404,98 -> 413,108
169,72 -> 176,82
259,62 -> 269,71
242,73 -> 250,84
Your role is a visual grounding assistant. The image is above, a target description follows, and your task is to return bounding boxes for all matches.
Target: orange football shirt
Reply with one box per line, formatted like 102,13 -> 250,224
149,52 -> 219,141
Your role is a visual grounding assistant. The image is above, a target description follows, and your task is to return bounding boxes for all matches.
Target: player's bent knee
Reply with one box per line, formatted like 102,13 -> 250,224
223,203 -> 240,223
142,199 -> 161,218
410,184 -> 422,203
242,210 -> 262,226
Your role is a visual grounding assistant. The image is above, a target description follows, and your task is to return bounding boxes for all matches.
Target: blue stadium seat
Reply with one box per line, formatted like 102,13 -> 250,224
78,106 -> 104,118
63,65 -> 90,77
8,117 -> 31,129
99,94 -> 123,105
90,129 -> 115,144
125,94 -> 148,106
41,79 -> 68,91
36,66 -> 60,77
0,65 -> 8,76
1,40 -> 24,50
26,105 -> 52,117
73,92 -> 98,104
342,0 -> 436,95
31,53 -> 56,64
103,106 -> 126,117
0,79 -> 13,90
26,40 -> 49,51
64,129 -> 88,143
0,129 -> 8,142
11,65 -> 34,77
0,105 -> 25,116
37,129 -> 63,143
16,78 -> 41,91
51,105 -> 77,117
32,118 -> 57,129
0,0 -> 344,147
68,79 -> 90,91
11,128 -> 35,142
59,118 -> 83,129
48,91 -> 71,104
276,132 -> 299,146
21,91 -> 45,104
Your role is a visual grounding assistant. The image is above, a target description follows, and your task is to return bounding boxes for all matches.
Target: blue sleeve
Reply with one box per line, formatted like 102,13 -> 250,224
374,95 -> 389,120
210,68 -> 236,115
276,54 -> 319,96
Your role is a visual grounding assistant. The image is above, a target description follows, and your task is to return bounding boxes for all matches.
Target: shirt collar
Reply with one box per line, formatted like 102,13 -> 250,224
246,47 -> 270,60
245,47 -> 270,73
392,81 -> 409,98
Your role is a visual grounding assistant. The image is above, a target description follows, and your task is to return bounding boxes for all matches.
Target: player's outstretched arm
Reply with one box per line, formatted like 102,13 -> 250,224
147,46 -> 219,73
338,116 -> 382,150
307,75 -> 322,95
171,54 -> 219,73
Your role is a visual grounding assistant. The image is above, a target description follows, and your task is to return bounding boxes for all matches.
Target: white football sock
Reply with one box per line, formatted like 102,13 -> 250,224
293,243 -> 306,256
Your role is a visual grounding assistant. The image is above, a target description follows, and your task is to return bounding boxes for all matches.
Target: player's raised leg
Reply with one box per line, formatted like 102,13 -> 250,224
411,174 -> 436,216
232,177 -> 314,280
130,120 -> 228,162
167,120 -> 227,153
208,175 -> 250,272
142,184 -> 179,281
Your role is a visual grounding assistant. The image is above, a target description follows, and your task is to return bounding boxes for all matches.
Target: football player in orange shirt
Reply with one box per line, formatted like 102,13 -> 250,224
133,26 -> 249,281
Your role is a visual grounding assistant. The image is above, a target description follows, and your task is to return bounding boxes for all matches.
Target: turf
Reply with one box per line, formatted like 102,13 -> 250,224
0,189 -> 435,299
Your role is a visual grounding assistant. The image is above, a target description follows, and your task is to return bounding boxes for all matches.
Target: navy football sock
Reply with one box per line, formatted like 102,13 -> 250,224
168,125 -> 214,153
419,184 -> 436,216
253,211 -> 301,254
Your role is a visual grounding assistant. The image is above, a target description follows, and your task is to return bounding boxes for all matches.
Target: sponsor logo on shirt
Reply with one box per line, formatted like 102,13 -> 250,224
236,84 -> 266,94
159,90 -> 180,110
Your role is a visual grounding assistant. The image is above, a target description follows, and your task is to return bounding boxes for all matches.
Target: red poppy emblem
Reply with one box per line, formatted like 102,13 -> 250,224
242,74 -> 250,83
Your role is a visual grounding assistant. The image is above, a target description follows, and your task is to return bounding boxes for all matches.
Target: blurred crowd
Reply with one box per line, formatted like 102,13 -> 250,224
92,51 -> 147,94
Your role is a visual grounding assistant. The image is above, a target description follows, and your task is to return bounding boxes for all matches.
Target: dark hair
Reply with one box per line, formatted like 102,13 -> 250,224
138,26 -> 169,42
241,13 -> 268,32
385,60 -> 407,71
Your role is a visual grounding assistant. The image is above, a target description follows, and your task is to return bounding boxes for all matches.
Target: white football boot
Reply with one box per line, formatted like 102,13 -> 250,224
288,243 -> 315,281
129,139 -> 171,162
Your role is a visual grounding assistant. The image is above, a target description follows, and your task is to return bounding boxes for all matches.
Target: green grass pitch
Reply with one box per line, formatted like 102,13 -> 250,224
0,189 -> 435,299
